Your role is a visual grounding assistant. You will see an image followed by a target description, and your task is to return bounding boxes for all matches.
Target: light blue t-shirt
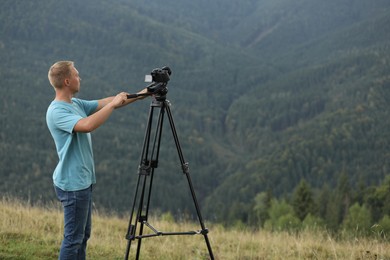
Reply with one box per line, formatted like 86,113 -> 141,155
46,98 -> 98,191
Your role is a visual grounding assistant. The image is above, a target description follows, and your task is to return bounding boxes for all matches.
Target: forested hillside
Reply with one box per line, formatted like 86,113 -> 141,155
1,0 -> 390,231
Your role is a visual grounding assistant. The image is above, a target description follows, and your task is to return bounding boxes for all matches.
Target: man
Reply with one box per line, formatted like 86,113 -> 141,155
46,61 -> 149,259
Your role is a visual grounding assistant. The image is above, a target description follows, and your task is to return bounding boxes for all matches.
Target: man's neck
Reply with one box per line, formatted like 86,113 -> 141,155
55,91 -> 73,103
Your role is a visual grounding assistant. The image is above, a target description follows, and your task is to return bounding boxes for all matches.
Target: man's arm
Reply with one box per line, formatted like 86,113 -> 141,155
73,88 -> 150,133
73,92 -> 128,133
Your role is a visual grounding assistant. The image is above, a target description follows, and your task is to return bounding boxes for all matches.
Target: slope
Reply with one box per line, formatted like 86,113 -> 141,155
204,8 -> 390,222
0,0 -> 263,215
1,0 -> 390,225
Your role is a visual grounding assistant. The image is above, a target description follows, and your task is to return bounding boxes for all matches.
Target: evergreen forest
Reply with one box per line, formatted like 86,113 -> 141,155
1,0 -> 390,235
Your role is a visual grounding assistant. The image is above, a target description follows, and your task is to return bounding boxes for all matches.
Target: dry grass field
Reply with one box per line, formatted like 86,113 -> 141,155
1,197 -> 389,259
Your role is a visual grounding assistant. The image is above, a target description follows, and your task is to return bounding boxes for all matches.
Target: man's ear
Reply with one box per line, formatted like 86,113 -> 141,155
64,79 -> 70,86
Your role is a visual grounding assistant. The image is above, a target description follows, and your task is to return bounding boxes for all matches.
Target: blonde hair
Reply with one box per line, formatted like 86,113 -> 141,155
48,61 -> 74,89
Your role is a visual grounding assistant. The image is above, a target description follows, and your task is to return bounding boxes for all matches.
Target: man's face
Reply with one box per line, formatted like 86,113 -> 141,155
67,66 -> 81,93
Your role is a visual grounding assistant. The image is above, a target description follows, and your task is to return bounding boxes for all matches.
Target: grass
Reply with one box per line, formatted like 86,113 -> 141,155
1,197 -> 390,259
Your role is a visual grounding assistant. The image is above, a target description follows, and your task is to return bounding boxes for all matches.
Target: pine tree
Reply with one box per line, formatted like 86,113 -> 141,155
292,179 -> 316,221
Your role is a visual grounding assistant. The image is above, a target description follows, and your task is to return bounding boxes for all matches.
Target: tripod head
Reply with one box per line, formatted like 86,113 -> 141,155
147,82 -> 168,101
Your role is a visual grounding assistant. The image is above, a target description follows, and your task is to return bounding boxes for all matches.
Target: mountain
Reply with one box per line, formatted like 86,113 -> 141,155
1,0 -> 390,225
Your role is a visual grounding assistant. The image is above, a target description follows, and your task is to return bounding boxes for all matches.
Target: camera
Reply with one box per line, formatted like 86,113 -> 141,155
149,66 -> 171,83
145,66 -> 172,97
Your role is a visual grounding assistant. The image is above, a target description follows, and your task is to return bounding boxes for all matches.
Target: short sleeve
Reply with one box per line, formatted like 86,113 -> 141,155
50,107 -> 83,134
72,98 -> 98,116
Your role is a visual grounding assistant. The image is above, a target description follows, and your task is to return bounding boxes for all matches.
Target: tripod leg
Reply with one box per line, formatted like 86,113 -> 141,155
124,173 -> 140,258
164,101 -> 215,259
133,170 -> 150,259
125,100 -> 167,260
125,172 -> 149,260
124,103 -> 156,260
135,102 -> 166,259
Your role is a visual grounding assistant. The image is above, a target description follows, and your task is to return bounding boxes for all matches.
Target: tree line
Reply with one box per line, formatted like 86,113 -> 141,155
246,175 -> 390,239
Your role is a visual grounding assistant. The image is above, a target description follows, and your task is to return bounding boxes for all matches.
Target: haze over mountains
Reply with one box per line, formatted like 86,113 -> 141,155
1,0 -> 390,223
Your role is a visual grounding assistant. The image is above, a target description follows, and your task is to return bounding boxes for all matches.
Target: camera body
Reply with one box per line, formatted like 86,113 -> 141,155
150,66 -> 171,83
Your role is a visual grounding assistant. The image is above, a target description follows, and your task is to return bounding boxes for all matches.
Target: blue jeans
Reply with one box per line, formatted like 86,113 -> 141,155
55,185 -> 92,260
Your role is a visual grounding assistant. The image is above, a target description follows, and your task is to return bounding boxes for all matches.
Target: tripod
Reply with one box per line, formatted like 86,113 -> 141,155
124,95 -> 214,260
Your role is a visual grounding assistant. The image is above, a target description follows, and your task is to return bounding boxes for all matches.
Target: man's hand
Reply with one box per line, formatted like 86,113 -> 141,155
111,92 -> 129,108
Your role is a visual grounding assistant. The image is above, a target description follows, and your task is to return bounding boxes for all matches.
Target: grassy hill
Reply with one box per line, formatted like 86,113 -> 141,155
1,0 -> 390,227
1,198 -> 389,259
